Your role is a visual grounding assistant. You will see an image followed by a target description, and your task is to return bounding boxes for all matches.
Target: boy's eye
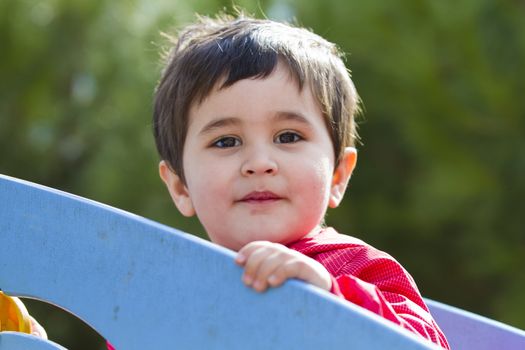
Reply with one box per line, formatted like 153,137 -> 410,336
275,131 -> 302,144
212,136 -> 241,148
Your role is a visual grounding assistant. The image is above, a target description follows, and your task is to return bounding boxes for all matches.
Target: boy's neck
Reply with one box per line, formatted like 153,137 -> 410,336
295,225 -> 325,243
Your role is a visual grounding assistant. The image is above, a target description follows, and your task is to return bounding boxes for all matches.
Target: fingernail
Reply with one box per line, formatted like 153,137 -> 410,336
254,280 -> 263,290
236,254 -> 246,264
268,275 -> 277,284
243,274 -> 253,285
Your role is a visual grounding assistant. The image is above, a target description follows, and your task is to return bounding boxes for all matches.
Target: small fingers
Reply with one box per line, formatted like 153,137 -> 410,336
235,241 -> 271,266
234,241 -> 331,292
266,269 -> 287,287
244,248 -> 282,291
250,251 -> 287,292
267,256 -> 331,290
269,258 -> 306,286
236,241 -> 289,292
279,257 -> 332,291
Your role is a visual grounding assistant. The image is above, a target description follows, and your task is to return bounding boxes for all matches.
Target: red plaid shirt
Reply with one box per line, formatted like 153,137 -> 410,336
288,227 -> 450,349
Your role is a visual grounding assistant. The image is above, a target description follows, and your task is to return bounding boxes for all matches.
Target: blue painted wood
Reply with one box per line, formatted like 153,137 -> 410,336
426,299 -> 525,350
0,174 -> 439,349
0,332 -> 66,350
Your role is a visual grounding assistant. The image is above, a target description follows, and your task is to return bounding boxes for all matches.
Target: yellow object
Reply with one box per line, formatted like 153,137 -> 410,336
0,291 -> 32,333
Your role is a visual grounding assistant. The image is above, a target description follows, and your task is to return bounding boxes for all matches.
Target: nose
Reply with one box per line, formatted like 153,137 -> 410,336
241,147 -> 278,176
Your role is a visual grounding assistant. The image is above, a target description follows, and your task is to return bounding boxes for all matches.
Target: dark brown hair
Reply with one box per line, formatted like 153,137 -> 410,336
153,14 -> 360,185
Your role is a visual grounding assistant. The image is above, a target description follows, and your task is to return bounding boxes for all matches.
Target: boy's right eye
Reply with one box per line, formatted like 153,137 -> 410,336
212,136 -> 241,148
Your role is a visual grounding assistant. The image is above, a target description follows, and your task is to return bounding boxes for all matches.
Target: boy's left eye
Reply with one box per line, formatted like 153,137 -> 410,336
275,131 -> 302,144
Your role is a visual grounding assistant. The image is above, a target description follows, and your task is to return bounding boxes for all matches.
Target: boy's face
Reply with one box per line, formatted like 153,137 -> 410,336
160,63 -> 356,251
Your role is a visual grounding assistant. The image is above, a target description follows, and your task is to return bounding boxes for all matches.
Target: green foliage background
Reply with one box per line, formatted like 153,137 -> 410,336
1,0 -> 524,348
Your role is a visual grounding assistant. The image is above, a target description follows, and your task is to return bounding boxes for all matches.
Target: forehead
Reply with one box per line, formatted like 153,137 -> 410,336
196,59 -> 303,106
186,63 -> 322,129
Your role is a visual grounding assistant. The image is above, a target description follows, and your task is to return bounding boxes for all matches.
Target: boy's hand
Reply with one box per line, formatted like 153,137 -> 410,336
235,241 -> 332,292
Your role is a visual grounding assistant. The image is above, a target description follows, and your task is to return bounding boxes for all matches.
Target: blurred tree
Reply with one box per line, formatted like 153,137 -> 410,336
1,0 -> 524,347
295,0 -> 525,328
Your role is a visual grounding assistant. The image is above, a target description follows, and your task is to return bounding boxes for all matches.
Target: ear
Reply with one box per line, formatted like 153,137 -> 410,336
159,160 -> 196,217
329,147 -> 357,208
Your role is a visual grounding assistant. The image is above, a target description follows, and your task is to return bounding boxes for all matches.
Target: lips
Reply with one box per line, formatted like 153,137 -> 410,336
240,191 -> 282,202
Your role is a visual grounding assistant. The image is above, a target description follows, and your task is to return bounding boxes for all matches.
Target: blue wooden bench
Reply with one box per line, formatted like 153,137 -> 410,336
1,174 -> 524,349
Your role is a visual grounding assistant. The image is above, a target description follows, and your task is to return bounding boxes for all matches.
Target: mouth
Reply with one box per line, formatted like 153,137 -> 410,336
239,191 -> 283,203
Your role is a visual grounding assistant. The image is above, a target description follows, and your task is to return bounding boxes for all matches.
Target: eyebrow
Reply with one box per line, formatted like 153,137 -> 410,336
198,111 -> 313,136
272,111 -> 312,127
198,117 -> 242,136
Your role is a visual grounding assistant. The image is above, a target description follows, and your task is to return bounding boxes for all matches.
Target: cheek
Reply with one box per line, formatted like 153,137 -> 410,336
294,156 -> 333,203
313,152 -> 334,186
188,174 -> 221,206
185,162 -> 232,216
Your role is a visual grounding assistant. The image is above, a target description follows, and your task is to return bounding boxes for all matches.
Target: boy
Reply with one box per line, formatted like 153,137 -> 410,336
154,13 -> 449,349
